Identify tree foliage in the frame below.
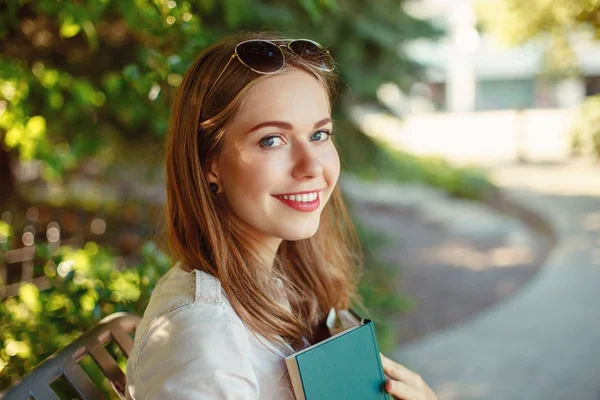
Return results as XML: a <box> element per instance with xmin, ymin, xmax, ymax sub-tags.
<box><xmin>0</xmin><ymin>0</ymin><xmax>440</xmax><ymax>184</ymax></box>
<box><xmin>475</xmin><ymin>0</ymin><xmax>600</xmax><ymax>45</ymax></box>
<box><xmin>0</xmin><ymin>239</ymin><xmax>171</xmax><ymax>393</ymax></box>
<box><xmin>475</xmin><ymin>0</ymin><xmax>600</xmax><ymax>80</ymax></box>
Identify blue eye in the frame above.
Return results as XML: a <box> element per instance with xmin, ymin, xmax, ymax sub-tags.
<box><xmin>311</xmin><ymin>130</ymin><xmax>332</xmax><ymax>142</ymax></box>
<box><xmin>260</xmin><ymin>135</ymin><xmax>284</xmax><ymax>148</ymax></box>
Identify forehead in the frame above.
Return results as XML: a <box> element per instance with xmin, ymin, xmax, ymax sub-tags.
<box><xmin>234</xmin><ymin>68</ymin><xmax>330</xmax><ymax>126</ymax></box>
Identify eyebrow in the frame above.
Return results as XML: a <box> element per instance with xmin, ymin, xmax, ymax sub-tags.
<box><xmin>246</xmin><ymin>117</ymin><xmax>332</xmax><ymax>134</ymax></box>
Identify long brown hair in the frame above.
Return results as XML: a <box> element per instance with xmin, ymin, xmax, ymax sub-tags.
<box><xmin>164</xmin><ymin>31</ymin><xmax>363</xmax><ymax>348</ymax></box>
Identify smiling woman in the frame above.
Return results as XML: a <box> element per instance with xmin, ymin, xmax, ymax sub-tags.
<box><xmin>209</xmin><ymin>68</ymin><xmax>339</xmax><ymax>248</ymax></box>
<box><xmin>124</xmin><ymin>31</ymin><xmax>436</xmax><ymax>400</ymax></box>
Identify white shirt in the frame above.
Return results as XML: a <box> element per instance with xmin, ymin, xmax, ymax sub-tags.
<box><xmin>125</xmin><ymin>263</ymin><xmax>297</xmax><ymax>399</ymax></box>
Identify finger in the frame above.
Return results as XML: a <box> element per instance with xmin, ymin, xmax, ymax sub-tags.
<box><xmin>385</xmin><ymin>379</ymin><xmax>425</xmax><ymax>400</ymax></box>
<box><xmin>380</xmin><ymin>353</ymin><xmax>425</xmax><ymax>391</ymax></box>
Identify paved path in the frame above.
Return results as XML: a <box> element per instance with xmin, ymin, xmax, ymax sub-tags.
<box><xmin>341</xmin><ymin>175</ymin><xmax>552</xmax><ymax>345</ymax></box>
<box><xmin>391</xmin><ymin>162</ymin><xmax>600</xmax><ymax>400</ymax></box>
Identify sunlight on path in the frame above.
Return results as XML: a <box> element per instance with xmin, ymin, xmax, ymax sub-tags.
<box><xmin>490</xmin><ymin>161</ymin><xmax>600</xmax><ymax>196</ymax></box>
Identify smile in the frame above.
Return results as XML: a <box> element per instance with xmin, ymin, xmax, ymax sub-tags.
<box><xmin>273</xmin><ymin>191</ymin><xmax>321</xmax><ymax>212</ymax></box>
<box><xmin>274</xmin><ymin>192</ymin><xmax>318</xmax><ymax>202</ymax></box>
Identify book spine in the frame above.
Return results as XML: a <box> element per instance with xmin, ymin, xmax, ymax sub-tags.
<box><xmin>285</xmin><ymin>356</ymin><xmax>306</xmax><ymax>400</ymax></box>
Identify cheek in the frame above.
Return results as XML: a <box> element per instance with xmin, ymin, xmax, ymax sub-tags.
<box><xmin>220</xmin><ymin>150</ymin><xmax>279</xmax><ymax>197</ymax></box>
<box><xmin>323</xmin><ymin>145</ymin><xmax>341</xmax><ymax>184</ymax></box>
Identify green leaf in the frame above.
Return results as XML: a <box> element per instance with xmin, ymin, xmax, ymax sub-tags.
<box><xmin>25</xmin><ymin>116</ymin><xmax>46</xmax><ymax>139</ymax></box>
<box><xmin>59</xmin><ymin>17</ymin><xmax>81</xmax><ymax>38</ymax></box>
<box><xmin>41</xmin><ymin>69</ymin><xmax>59</xmax><ymax>88</ymax></box>
<box><xmin>81</xmin><ymin>20</ymin><xmax>99</xmax><ymax>50</ymax></box>
<box><xmin>4</xmin><ymin>123</ymin><xmax>23</xmax><ymax>148</ymax></box>
<box><xmin>0</xmin><ymin>221</ymin><xmax>12</xmax><ymax>242</ymax></box>
<box><xmin>19</xmin><ymin>284</ymin><xmax>42</xmax><ymax>315</ymax></box>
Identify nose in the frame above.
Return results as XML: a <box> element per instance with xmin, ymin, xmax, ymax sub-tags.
<box><xmin>291</xmin><ymin>141</ymin><xmax>324</xmax><ymax>180</ymax></box>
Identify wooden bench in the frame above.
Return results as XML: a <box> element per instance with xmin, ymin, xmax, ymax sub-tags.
<box><xmin>1</xmin><ymin>312</ymin><xmax>140</xmax><ymax>400</ymax></box>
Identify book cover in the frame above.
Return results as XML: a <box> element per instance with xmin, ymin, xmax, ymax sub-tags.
<box><xmin>285</xmin><ymin>319</ymin><xmax>391</xmax><ymax>400</ymax></box>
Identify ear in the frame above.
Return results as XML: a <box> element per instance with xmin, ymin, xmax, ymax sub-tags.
<box><xmin>206</xmin><ymin>154</ymin><xmax>219</xmax><ymax>185</ymax></box>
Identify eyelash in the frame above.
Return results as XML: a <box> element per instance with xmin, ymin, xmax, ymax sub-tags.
<box><xmin>259</xmin><ymin>129</ymin><xmax>334</xmax><ymax>148</ymax></box>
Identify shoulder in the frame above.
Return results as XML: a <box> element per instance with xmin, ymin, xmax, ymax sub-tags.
<box><xmin>127</xmin><ymin>298</ymin><xmax>260</xmax><ymax>399</ymax></box>
<box><xmin>127</xmin><ymin>265</ymin><xmax>260</xmax><ymax>398</ymax></box>
<box><xmin>141</xmin><ymin>262</ymin><xmax>239</xmax><ymax>322</ymax></box>
<box><xmin>133</xmin><ymin>263</ymin><xmax>243</xmax><ymax>355</ymax></box>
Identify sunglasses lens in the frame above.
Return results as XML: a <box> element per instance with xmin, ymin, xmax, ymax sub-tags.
<box><xmin>288</xmin><ymin>40</ymin><xmax>334</xmax><ymax>71</ymax></box>
<box><xmin>236</xmin><ymin>41</ymin><xmax>284</xmax><ymax>73</ymax></box>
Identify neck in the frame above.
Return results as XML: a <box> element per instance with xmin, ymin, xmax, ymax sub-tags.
<box><xmin>240</xmin><ymin>222</ymin><xmax>282</xmax><ymax>274</ymax></box>
<box><xmin>253</xmin><ymin>236</ymin><xmax>283</xmax><ymax>272</ymax></box>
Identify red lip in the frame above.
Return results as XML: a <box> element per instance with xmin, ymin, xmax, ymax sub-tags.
<box><xmin>273</xmin><ymin>193</ymin><xmax>321</xmax><ymax>212</ymax></box>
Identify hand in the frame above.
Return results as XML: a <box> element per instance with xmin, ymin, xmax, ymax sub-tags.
<box><xmin>380</xmin><ymin>353</ymin><xmax>437</xmax><ymax>400</ymax></box>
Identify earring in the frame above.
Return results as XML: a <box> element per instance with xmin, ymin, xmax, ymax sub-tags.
<box><xmin>209</xmin><ymin>182</ymin><xmax>219</xmax><ymax>193</ymax></box>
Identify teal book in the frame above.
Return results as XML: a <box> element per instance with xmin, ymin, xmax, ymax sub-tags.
<box><xmin>285</xmin><ymin>317</ymin><xmax>391</xmax><ymax>400</ymax></box>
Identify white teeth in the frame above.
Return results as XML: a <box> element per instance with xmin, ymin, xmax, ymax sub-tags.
<box><xmin>276</xmin><ymin>192</ymin><xmax>319</xmax><ymax>202</ymax></box>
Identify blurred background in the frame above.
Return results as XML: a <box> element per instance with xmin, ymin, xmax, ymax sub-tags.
<box><xmin>1</xmin><ymin>0</ymin><xmax>599</xmax><ymax>399</ymax></box>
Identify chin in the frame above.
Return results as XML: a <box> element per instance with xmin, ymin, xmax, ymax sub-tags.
<box><xmin>278</xmin><ymin>223</ymin><xmax>320</xmax><ymax>241</ymax></box>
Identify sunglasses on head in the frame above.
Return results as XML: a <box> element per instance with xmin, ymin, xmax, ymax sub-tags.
<box><xmin>207</xmin><ymin>38</ymin><xmax>335</xmax><ymax>96</ymax></box>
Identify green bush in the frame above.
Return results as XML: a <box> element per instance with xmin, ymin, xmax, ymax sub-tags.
<box><xmin>0</xmin><ymin>240</ymin><xmax>171</xmax><ymax>395</ymax></box>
